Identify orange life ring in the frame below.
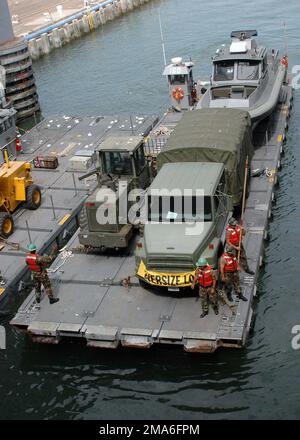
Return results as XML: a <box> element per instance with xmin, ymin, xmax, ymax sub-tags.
<box><xmin>172</xmin><ymin>87</ymin><xmax>185</xmax><ymax>101</ymax></box>
<box><xmin>281</xmin><ymin>56</ymin><xmax>288</xmax><ymax>68</ymax></box>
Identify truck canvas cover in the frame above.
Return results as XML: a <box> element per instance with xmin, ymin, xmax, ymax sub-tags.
<box><xmin>157</xmin><ymin>108</ymin><xmax>254</xmax><ymax>205</ymax></box>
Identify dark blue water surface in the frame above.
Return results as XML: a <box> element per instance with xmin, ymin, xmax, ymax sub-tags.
<box><xmin>1</xmin><ymin>0</ymin><xmax>300</xmax><ymax>420</ymax></box>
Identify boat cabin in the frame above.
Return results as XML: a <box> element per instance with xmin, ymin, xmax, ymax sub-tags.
<box><xmin>163</xmin><ymin>57</ymin><xmax>196</xmax><ymax>110</ymax></box>
<box><xmin>211</xmin><ymin>30</ymin><xmax>268</xmax><ymax>101</ymax></box>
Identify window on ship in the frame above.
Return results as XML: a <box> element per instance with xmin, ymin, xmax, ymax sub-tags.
<box><xmin>169</xmin><ymin>75</ymin><xmax>186</xmax><ymax>84</ymax></box>
<box><xmin>214</xmin><ymin>61</ymin><xmax>235</xmax><ymax>81</ymax></box>
<box><xmin>237</xmin><ymin>60</ymin><xmax>260</xmax><ymax>80</ymax></box>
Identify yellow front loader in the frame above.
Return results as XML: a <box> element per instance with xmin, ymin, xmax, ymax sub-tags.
<box><xmin>0</xmin><ymin>149</ymin><xmax>41</xmax><ymax>238</ymax></box>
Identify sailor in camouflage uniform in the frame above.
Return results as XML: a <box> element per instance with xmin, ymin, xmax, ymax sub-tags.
<box><xmin>225</xmin><ymin>217</ymin><xmax>254</xmax><ymax>274</ymax></box>
<box><xmin>191</xmin><ymin>257</ymin><xmax>218</xmax><ymax>318</ymax></box>
<box><xmin>219</xmin><ymin>244</ymin><xmax>247</xmax><ymax>302</ymax></box>
<box><xmin>26</xmin><ymin>244</ymin><xmax>59</xmax><ymax>304</ymax></box>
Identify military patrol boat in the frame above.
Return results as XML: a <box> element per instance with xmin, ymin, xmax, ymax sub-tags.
<box><xmin>197</xmin><ymin>30</ymin><xmax>288</xmax><ymax>126</ymax></box>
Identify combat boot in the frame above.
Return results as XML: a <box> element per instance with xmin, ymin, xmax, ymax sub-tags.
<box><xmin>49</xmin><ymin>298</ymin><xmax>59</xmax><ymax>304</ymax></box>
<box><xmin>238</xmin><ymin>294</ymin><xmax>248</xmax><ymax>302</ymax></box>
<box><xmin>200</xmin><ymin>311</ymin><xmax>208</xmax><ymax>318</ymax></box>
<box><xmin>213</xmin><ymin>307</ymin><xmax>219</xmax><ymax>315</ymax></box>
<box><xmin>36</xmin><ymin>297</ymin><xmax>41</xmax><ymax>304</ymax></box>
<box><xmin>227</xmin><ymin>291</ymin><xmax>233</xmax><ymax>302</ymax></box>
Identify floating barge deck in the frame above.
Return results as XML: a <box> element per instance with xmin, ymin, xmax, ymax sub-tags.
<box><xmin>0</xmin><ymin>114</ymin><xmax>158</xmax><ymax>302</ymax></box>
<box><xmin>10</xmin><ymin>81</ymin><xmax>293</xmax><ymax>353</ymax></box>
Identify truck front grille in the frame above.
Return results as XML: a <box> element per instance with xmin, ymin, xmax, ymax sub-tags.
<box><xmin>147</xmin><ymin>256</ymin><xmax>194</xmax><ymax>271</ymax></box>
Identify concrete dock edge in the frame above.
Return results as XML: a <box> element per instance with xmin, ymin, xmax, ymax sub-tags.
<box><xmin>26</xmin><ymin>0</ymin><xmax>153</xmax><ymax>60</ymax></box>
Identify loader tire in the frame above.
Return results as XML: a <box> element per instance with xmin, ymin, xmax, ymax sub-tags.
<box><xmin>25</xmin><ymin>184</ymin><xmax>42</xmax><ymax>210</ymax></box>
<box><xmin>0</xmin><ymin>212</ymin><xmax>14</xmax><ymax>238</ymax></box>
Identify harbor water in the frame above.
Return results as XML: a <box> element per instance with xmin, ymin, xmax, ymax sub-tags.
<box><xmin>1</xmin><ymin>0</ymin><xmax>300</xmax><ymax>419</ymax></box>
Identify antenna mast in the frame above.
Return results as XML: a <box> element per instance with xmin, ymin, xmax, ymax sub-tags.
<box><xmin>158</xmin><ymin>11</ymin><xmax>167</xmax><ymax>67</ymax></box>
<box><xmin>283</xmin><ymin>22</ymin><xmax>288</xmax><ymax>56</ymax></box>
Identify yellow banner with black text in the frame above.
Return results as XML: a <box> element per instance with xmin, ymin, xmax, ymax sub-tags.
<box><xmin>137</xmin><ymin>260</ymin><xmax>195</xmax><ymax>287</ymax></box>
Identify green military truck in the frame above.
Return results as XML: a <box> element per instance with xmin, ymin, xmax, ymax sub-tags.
<box><xmin>78</xmin><ymin>135</ymin><xmax>151</xmax><ymax>251</ymax></box>
<box><xmin>136</xmin><ymin>108</ymin><xmax>254</xmax><ymax>290</ymax></box>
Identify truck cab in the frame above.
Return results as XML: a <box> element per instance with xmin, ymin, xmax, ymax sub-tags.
<box><xmin>135</xmin><ymin>162</ymin><xmax>230</xmax><ymax>290</ymax></box>
<box><xmin>78</xmin><ymin>136</ymin><xmax>151</xmax><ymax>251</ymax></box>
<box><xmin>97</xmin><ymin>135</ymin><xmax>149</xmax><ymax>190</ymax></box>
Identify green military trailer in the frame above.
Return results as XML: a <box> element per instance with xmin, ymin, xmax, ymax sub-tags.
<box><xmin>78</xmin><ymin>135</ymin><xmax>151</xmax><ymax>251</ymax></box>
<box><xmin>157</xmin><ymin>108</ymin><xmax>254</xmax><ymax>207</ymax></box>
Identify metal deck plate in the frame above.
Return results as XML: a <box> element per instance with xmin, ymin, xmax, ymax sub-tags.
<box><xmin>0</xmin><ymin>114</ymin><xmax>158</xmax><ymax>299</ymax></box>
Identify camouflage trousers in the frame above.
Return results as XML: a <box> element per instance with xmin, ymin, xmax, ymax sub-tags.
<box><xmin>199</xmin><ymin>286</ymin><xmax>218</xmax><ymax>313</ymax></box>
<box><xmin>32</xmin><ymin>272</ymin><xmax>53</xmax><ymax>300</ymax></box>
<box><xmin>217</xmin><ymin>287</ymin><xmax>237</xmax><ymax>315</ymax></box>
<box><xmin>223</xmin><ymin>271</ymin><xmax>241</xmax><ymax>297</ymax></box>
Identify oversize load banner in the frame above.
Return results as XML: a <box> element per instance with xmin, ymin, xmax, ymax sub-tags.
<box><xmin>137</xmin><ymin>260</ymin><xmax>195</xmax><ymax>287</ymax></box>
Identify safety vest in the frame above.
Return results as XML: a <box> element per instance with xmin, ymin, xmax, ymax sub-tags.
<box><xmin>223</xmin><ymin>253</ymin><xmax>238</xmax><ymax>273</ymax></box>
<box><xmin>226</xmin><ymin>225</ymin><xmax>241</xmax><ymax>246</ymax></box>
<box><xmin>196</xmin><ymin>265</ymin><xmax>214</xmax><ymax>287</ymax></box>
<box><xmin>26</xmin><ymin>253</ymin><xmax>43</xmax><ymax>272</ymax></box>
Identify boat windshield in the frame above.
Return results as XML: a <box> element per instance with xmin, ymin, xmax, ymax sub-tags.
<box><xmin>168</xmin><ymin>75</ymin><xmax>186</xmax><ymax>84</ymax></box>
<box><xmin>102</xmin><ymin>151</ymin><xmax>133</xmax><ymax>175</ymax></box>
<box><xmin>147</xmin><ymin>195</ymin><xmax>212</xmax><ymax>223</ymax></box>
<box><xmin>214</xmin><ymin>61</ymin><xmax>235</xmax><ymax>81</ymax></box>
<box><xmin>237</xmin><ymin>61</ymin><xmax>260</xmax><ymax>80</ymax></box>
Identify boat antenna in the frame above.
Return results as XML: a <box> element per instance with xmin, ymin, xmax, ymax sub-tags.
<box><xmin>158</xmin><ymin>10</ymin><xmax>167</xmax><ymax>67</ymax></box>
<box><xmin>283</xmin><ymin>22</ymin><xmax>288</xmax><ymax>56</ymax></box>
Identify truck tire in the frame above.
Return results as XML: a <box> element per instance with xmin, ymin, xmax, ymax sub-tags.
<box><xmin>0</xmin><ymin>212</ymin><xmax>14</xmax><ymax>238</ymax></box>
<box><xmin>79</xmin><ymin>207</ymin><xmax>88</xmax><ymax>230</ymax></box>
<box><xmin>25</xmin><ymin>184</ymin><xmax>42</xmax><ymax>210</ymax></box>
<box><xmin>139</xmin><ymin>278</ymin><xmax>150</xmax><ymax>290</ymax></box>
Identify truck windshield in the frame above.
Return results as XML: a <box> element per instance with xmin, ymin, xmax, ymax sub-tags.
<box><xmin>148</xmin><ymin>195</ymin><xmax>212</xmax><ymax>222</ymax></box>
<box><xmin>237</xmin><ymin>61</ymin><xmax>260</xmax><ymax>80</ymax></box>
<box><xmin>102</xmin><ymin>151</ymin><xmax>133</xmax><ymax>175</ymax></box>
<box><xmin>214</xmin><ymin>61</ymin><xmax>235</xmax><ymax>81</ymax></box>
